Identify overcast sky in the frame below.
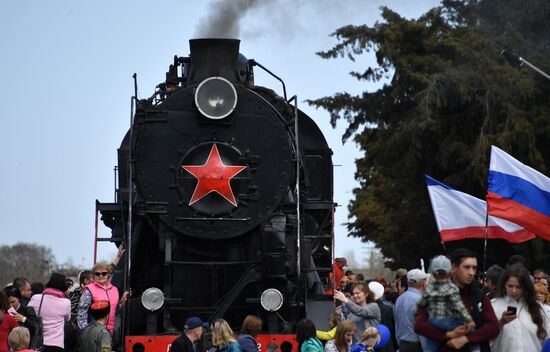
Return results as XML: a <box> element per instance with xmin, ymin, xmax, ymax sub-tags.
<box><xmin>0</xmin><ymin>0</ymin><xmax>440</xmax><ymax>268</ymax></box>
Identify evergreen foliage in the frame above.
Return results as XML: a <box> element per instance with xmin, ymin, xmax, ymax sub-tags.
<box><xmin>309</xmin><ymin>0</ymin><xmax>550</xmax><ymax>268</ymax></box>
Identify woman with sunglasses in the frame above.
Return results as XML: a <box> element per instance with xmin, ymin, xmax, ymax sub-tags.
<box><xmin>77</xmin><ymin>262</ymin><xmax>130</xmax><ymax>335</ymax></box>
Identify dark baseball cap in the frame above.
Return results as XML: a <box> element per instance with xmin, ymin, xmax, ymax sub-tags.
<box><xmin>184</xmin><ymin>316</ymin><xmax>209</xmax><ymax>330</ymax></box>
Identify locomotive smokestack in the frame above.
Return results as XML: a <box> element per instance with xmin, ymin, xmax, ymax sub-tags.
<box><xmin>188</xmin><ymin>39</ymin><xmax>241</xmax><ymax>84</ymax></box>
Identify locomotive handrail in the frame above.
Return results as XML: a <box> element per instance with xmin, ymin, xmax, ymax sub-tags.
<box><xmin>122</xmin><ymin>75</ymin><xmax>138</xmax><ymax>343</ymax></box>
<box><xmin>248</xmin><ymin>59</ymin><xmax>287</xmax><ymax>101</ymax></box>
<box><xmin>292</xmin><ymin>95</ymin><xmax>303</xmax><ymax>322</ymax></box>
<box><xmin>245</xmin><ymin>88</ymin><xmax>291</xmax><ymax>128</ymax></box>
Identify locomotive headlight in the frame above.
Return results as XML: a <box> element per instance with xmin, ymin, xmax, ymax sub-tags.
<box><xmin>141</xmin><ymin>287</ymin><xmax>165</xmax><ymax>312</ymax></box>
<box><xmin>195</xmin><ymin>77</ymin><xmax>238</xmax><ymax>120</ymax></box>
<box><xmin>260</xmin><ymin>288</ymin><xmax>284</xmax><ymax>312</ymax></box>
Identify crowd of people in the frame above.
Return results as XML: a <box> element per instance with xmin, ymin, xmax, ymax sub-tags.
<box><xmin>1</xmin><ymin>246</ymin><xmax>550</xmax><ymax>352</ymax></box>
<box><xmin>0</xmin><ymin>247</ymin><xmax>126</xmax><ymax>352</ymax></box>
<box><xmin>321</xmin><ymin>248</ymin><xmax>550</xmax><ymax>352</ymax></box>
<box><xmin>163</xmin><ymin>247</ymin><xmax>550</xmax><ymax>352</ymax></box>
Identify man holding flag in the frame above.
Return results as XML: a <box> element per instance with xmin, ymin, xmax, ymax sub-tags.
<box><xmin>415</xmin><ymin>248</ymin><xmax>500</xmax><ymax>352</ymax></box>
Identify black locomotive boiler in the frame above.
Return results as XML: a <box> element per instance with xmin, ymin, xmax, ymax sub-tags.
<box><xmin>97</xmin><ymin>39</ymin><xmax>335</xmax><ymax>343</ymax></box>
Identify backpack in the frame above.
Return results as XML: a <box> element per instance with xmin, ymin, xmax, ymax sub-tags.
<box><xmin>30</xmin><ymin>295</ymin><xmax>45</xmax><ymax>351</ymax></box>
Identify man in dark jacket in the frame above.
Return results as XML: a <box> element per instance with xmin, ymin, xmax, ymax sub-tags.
<box><xmin>414</xmin><ymin>248</ymin><xmax>500</xmax><ymax>352</ymax></box>
<box><xmin>369</xmin><ymin>281</ymin><xmax>396</xmax><ymax>352</ymax></box>
<box><xmin>12</xmin><ymin>278</ymin><xmax>32</xmax><ymax>307</ymax></box>
<box><xmin>170</xmin><ymin>317</ymin><xmax>208</xmax><ymax>352</ymax></box>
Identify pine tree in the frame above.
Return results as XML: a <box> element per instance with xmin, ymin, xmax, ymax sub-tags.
<box><xmin>309</xmin><ymin>0</ymin><xmax>550</xmax><ymax>268</ymax></box>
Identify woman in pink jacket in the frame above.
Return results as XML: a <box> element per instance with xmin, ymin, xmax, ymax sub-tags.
<box><xmin>28</xmin><ymin>273</ymin><xmax>71</xmax><ymax>352</ymax></box>
<box><xmin>77</xmin><ymin>262</ymin><xmax>129</xmax><ymax>335</ymax></box>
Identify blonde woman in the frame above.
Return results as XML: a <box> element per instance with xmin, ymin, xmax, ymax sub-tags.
<box><xmin>212</xmin><ymin>319</ymin><xmax>243</xmax><ymax>352</ymax></box>
<box><xmin>324</xmin><ymin>320</ymin><xmax>356</xmax><ymax>352</ymax></box>
<box><xmin>535</xmin><ymin>283</ymin><xmax>550</xmax><ymax>315</ymax></box>
<box><xmin>77</xmin><ymin>262</ymin><xmax>130</xmax><ymax>334</ymax></box>
<box><xmin>350</xmin><ymin>327</ymin><xmax>380</xmax><ymax>352</ymax></box>
<box><xmin>8</xmin><ymin>327</ymin><xmax>32</xmax><ymax>352</ymax></box>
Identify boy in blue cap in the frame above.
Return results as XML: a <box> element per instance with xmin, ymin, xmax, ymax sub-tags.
<box><xmin>416</xmin><ymin>255</ymin><xmax>478</xmax><ymax>352</ymax></box>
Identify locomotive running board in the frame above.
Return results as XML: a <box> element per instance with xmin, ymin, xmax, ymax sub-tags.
<box><xmin>125</xmin><ymin>334</ymin><xmax>297</xmax><ymax>352</ymax></box>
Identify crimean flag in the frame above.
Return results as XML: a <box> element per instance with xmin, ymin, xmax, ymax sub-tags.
<box><xmin>487</xmin><ymin>145</ymin><xmax>550</xmax><ymax>241</ymax></box>
<box><xmin>426</xmin><ymin>175</ymin><xmax>534</xmax><ymax>243</ymax></box>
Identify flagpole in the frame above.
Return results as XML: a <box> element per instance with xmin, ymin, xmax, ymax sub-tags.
<box><xmin>482</xmin><ymin>210</ymin><xmax>489</xmax><ymax>279</ymax></box>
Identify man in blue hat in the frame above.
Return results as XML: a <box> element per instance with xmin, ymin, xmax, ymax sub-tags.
<box><xmin>170</xmin><ymin>316</ymin><xmax>209</xmax><ymax>352</ymax></box>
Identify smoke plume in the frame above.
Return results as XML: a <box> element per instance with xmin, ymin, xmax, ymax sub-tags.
<box><xmin>195</xmin><ymin>0</ymin><xmax>275</xmax><ymax>39</ymax></box>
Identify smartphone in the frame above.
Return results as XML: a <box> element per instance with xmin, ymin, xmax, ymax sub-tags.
<box><xmin>506</xmin><ymin>306</ymin><xmax>517</xmax><ymax>315</ymax></box>
<box><xmin>7</xmin><ymin>307</ymin><xmax>17</xmax><ymax>316</ymax></box>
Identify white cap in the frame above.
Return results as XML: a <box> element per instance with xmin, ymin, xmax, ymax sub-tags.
<box><xmin>407</xmin><ymin>269</ymin><xmax>428</xmax><ymax>283</ymax></box>
<box><xmin>368</xmin><ymin>281</ymin><xmax>385</xmax><ymax>300</ymax></box>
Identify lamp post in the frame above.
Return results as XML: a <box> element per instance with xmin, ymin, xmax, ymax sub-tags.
<box><xmin>502</xmin><ymin>50</ymin><xmax>550</xmax><ymax>81</ymax></box>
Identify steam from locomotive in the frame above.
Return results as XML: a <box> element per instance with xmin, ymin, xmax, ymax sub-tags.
<box><xmin>97</xmin><ymin>38</ymin><xmax>335</xmax><ymax>336</ymax></box>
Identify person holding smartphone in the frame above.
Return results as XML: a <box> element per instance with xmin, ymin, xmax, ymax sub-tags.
<box><xmin>334</xmin><ymin>282</ymin><xmax>381</xmax><ymax>343</ymax></box>
<box><xmin>4</xmin><ymin>286</ymin><xmax>39</xmax><ymax>348</ymax></box>
<box><xmin>490</xmin><ymin>264</ymin><xmax>550</xmax><ymax>352</ymax></box>
<box><xmin>0</xmin><ymin>291</ymin><xmax>19</xmax><ymax>352</ymax></box>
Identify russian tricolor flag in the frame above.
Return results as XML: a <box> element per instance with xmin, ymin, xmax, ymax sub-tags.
<box><xmin>487</xmin><ymin>145</ymin><xmax>550</xmax><ymax>241</ymax></box>
<box><xmin>426</xmin><ymin>175</ymin><xmax>534</xmax><ymax>243</ymax></box>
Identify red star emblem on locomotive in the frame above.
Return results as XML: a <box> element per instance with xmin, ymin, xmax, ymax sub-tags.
<box><xmin>182</xmin><ymin>144</ymin><xmax>247</xmax><ymax>207</ymax></box>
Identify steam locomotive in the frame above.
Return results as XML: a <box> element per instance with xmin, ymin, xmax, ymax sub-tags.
<box><xmin>97</xmin><ymin>39</ymin><xmax>335</xmax><ymax>350</ymax></box>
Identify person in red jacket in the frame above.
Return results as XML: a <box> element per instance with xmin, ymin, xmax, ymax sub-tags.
<box><xmin>334</xmin><ymin>258</ymin><xmax>347</xmax><ymax>285</ymax></box>
<box><xmin>0</xmin><ymin>291</ymin><xmax>19</xmax><ymax>352</ymax></box>
<box><xmin>326</xmin><ymin>258</ymin><xmax>348</xmax><ymax>295</ymax></box>
<box><xmin>414</xmin><ymin>248</ymin><xmax>500</xmax><ymax>352</ymax></box>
